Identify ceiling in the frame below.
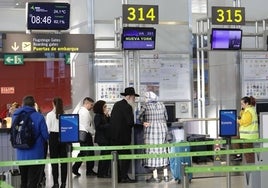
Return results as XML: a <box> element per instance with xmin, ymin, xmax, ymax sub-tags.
<box><xmin>0</xmin><ymin>0</ymin><xmax>26</xmax><ymax>8</ymax></box>
<box><xmin>0</xmin><ymin>0</ymin><xmax>207</xmax><ymax>13</ymax></box>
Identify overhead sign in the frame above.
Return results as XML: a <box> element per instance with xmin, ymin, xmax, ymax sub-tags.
<box><xmin>123</xmin><ymin>4</ymin><xmax>159</xmax><ymax>24</ymax></box>
<box><xmin>212</xmin><ymin>6</ymin><xmax>245</xmax><ymax>25</ymax></box>
<box><xmin>2</xmin><ymin>33</ymin><xmax>94</xmax><ymax>53</ymax></box>
<box><xmin>4</xmin><ymin>54</ymin><xmax>24</xmax><ymax>65</ymax></box>
<box><xmin>27</xmin><ymin>2</ymin><xmax>70</xmax><ymax>30</ymax></box>
<box><xmin>1</xmin><ymin>87</ymin><xmax>15</xmax><ymax>94</ymax></box>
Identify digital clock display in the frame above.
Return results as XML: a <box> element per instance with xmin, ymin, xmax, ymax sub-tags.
<box><xmin>122</xmin><ymin>27</ymin><xmax>156</xmax><ymax>50</ymax></box>
<box><xmin>27</xmin><ymin>2</ymin><xmax>70</xmax><ymax>30</ymax></box>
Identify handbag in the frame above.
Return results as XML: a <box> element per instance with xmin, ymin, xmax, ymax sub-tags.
<box><xmin>79</xmin><ymin>131</ymin><xmax>87</xmax><ymax>142</ymax></box>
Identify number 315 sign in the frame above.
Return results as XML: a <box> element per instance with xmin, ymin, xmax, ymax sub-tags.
<box><xmin>123</xmin><ymin>4</ymin><xmax>158</xmax><ymax>24</ymax></box>
<box><xmin>212</xmin><ymin>6</ymin><xmax>245</xmax><ymax>25</ymax></box>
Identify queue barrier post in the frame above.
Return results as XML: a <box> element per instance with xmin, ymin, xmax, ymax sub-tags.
<box><xmin>111</xmin><ymin>151</ymin><xmax>118</xmax><ymax>188</ymax></box>
<box><xmin>181</xmin><ymin>162</ymin><xmax>189</xmax><ymax>188</ymax></box>
<box><xmin>67</xmin><ymin>144</ymin><xmax>73</xmax><ymax>188</ymax></box>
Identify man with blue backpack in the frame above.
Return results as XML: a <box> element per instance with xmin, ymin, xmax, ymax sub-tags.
<box><xmin>10</xmin><ymin>95</ymin><xmax>49</xmax><ymax>188</ymax></box>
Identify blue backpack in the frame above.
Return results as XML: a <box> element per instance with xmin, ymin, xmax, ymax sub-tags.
<box><xmin>10</xmin><ymin>111</ymin><xmax>35</xmax><ymax>149</ymax></box>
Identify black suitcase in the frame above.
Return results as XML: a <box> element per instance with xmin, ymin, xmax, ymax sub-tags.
<box><xmin>187</xmin><ymin>134</ymin><xmax>213</xmax><ymax>164</ymax></box>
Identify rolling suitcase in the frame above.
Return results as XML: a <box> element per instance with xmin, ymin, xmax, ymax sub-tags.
<box><xmin>168</xmin><ymin>126</ymin><xmax>192</xmax><ymax>184</ymax></box>
<box><xmin>3</xmin><ymin>169</ymin><xmax>21</xmax><ymax>188</ymax></box>
<box><xmin>170</xmin><ymin>145</ymin><xmax>192</xmax><ymax>184</ymax></box>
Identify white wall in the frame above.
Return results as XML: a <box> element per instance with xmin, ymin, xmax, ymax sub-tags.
<box><xmin>0</xmin><ymin>9</ymin><xmax>25</xmax><ymax>31</ymax></box>
<box><xmin>68</xmin><ymin>0</ymin><xmax>94</xmax><ymax>112</ymax></box>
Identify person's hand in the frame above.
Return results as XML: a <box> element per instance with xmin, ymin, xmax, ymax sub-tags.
<box><xmin>34</xmin><ymin>103</ymin><xmax>39</xmax><ymax>112</ymax></box>
<box><xmin>143</xmin><ymin>122</ymin><xmax>150</xmax><ymax>127</ymax></box>
<box><xmin>104</xmin><ymin>109</ymin><xmax>110</xmax><ymax>117</ymax></box>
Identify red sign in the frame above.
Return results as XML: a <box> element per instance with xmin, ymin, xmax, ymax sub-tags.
<box><xmin>1</xmin><ymin>87</ymin><xmax>15</xmax><ymax>94</ymax></box>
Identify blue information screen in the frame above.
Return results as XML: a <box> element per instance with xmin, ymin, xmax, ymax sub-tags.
<box><xmin>219</xmin><ymin>109</ymin><xmax>237</xmax><ymax>137</ymax></box>
<box><xmin>59</xmin><ymin>114</ymin><xmax>79</xmax><ymax>143</ymax></box>
<box><xmin>122</xmin><ymin>27</ymin><xmax>156</xmax><ymax>50</ymax></box>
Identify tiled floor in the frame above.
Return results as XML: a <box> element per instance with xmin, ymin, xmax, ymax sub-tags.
<box><xmin>43</xmin><ymin>164</ymin><xmax>245</xmax><ymax>188</ymax></box>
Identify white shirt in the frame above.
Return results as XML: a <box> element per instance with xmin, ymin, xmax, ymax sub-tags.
<box><xmin>79</xmin><ymin>106</ymin><xmax>95</xmax><ymax>135</ymax></box>
<box><xmin>46</xmin><ymin>108</ymin><xmax>59</xmax><ymax>132</ymax></box>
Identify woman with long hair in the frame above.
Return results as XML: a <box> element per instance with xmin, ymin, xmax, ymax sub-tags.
<box><xmin>46</xmin><ymin>97</ymin><xmax>67</xmax><ymax>188</ymax></box>
<box><xmin>237</xmin><ymin>96</ymin><xmax>259</xmax><ymax>163</ymax></box>
<box><xmin>93</xmin><ymin>100</ymin><xmax>111</xmax><ymax>178</ymax></box>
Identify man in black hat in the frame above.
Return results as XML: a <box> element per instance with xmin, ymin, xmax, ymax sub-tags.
<box><xmin>110</xmin><ymin>87</ymin><xmax>139</xmax><ymax>183</ymax></box>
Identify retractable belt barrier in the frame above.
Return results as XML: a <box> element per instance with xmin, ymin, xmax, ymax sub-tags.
<box><xmin>1</xmin><ymin>138</ymin><xmax>268</xmax><ymax>187</ymax></box>
<box><xmin>0</xmin><ymin>138</ymin><xmax>268</xmax><ymax>167</ymax></box>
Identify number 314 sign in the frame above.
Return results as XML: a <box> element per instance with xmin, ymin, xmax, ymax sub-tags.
<box><xmin>123</xmin><ymin>4</ymin><xmax>158</xmax><ymax>24</ymax></box>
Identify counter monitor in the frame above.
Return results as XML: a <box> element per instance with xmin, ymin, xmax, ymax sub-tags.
<box><xmin>211</xmin><ymin>28</ymin><xmax>242</xmax><ymax>50</ymax></box>
<box><xmin>122</xmin><ymin>27</ymin><xmax>156</xmax><ymax>50</ymax></box>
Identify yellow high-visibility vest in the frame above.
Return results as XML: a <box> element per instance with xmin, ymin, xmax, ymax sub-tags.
<box><xmin>239</xmin><ymin>106</ymin><xmax>259</xmax><ymax>139</ymax></box>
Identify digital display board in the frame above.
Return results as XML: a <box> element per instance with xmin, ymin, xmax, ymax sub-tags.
<box><xmin>212</xmin><ymin>6</ymin><xmax>245</xmax><ymax>25</ymax></box>
<box><xmin>122</xmin><ymin>27</ymin><xmax>156</xmax><ymax>50</ymax></box>
<box><xmin>219</xmin><ymin>109</ymin><xmax>237</xmax><ymax>137</ymax></box>
<box><xmin>211</xmin><ymin>28</ymin><xmax>242</xmax><ymax>50</ymax></box>
<box><xmin>59</xmin><ymin>114</ymin><xmax>79</xmax><ymax>143</ymax></box>
<box><xmin>122</xmin><ymin>4</ymin><xmax>159</xmax><ymax>24</ymax></box>
<box><xmin>27</xmin><ymin>2</ymin><xmax>70</xmax><ymax>30</ymax></box>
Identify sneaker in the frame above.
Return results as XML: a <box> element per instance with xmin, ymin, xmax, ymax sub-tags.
<box><xmin>146</xmin><ymin>176</ymin><xmax>161</xmax><ymax>183</ymax></box>
<box><xmin>232</xmin><ymin>155</ymin><xmax>242</xmax><ymax>161</ymax></box>
<box><xmin>163</xmin><ymin>176</ymin><xmax>170</xmax><ymax>182</ymax></box>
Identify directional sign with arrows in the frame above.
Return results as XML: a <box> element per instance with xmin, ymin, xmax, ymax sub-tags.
<box><xmin>2</xmin><ymin>33</ymin><xmax>94</xmax><ymax>53</ymax></box>
<box><xmin>11</xmin><ymin>42</ymin><xmax>20</xmax><ymax>51</ymax></box>
<box><xmin>4</xmin><ymin>54</ymin><xmax>24</xmax><ymax>65</ymax></box>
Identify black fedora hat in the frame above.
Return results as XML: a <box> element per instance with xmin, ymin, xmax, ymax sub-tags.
<box><xmin>120</xmin><ymin>87</ymin><xmax>139</xmax><ymax>97</ymax></box>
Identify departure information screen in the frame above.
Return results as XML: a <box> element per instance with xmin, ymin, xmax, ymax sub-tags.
<box><xmin>27</xmin><ymin>2</ymin><xmax>70</xmax><ymax>30</ymax></box>
<box><xmin>122</xmin><ymin>27</ymin><xmax>156</xmax><ymax>50</ymax></box>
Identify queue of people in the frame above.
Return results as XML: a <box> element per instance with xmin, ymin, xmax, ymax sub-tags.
<box><xmin>7</xmin><ymin>91</ymin><xmax>260</xmax><ymax>187</ymax></box>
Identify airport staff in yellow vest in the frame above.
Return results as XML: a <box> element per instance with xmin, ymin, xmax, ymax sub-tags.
<box><xmin>237</xmin><ymin>96</ymin><xmax>259</xmax><ymax>163</ymax></box>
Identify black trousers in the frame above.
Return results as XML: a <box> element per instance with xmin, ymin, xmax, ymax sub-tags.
<box><xmin>97</xmin><ymin>142</ymin><xmax>111</xmax><ymax>176</ymax></box>
<box><xmin>19</xmin><ymin>165</ymin><xmax>44</xmax><ymax>188</ymax></box>
<box><xmin>111</xmin><ymin>140</ymin><xmax>131</xmax><ymax>180</ymax></box>
<box><xmin>73</xmin><ymin>132</ymin><xmax>95</xmax><ymax>173</ymax></box>
<box><xmin>49</xmin><ymin>132</ymin><xmax>67</xmax><ymax>185</ymax></box>
<box><xmin>117</xmin><ymin>149</ymin><xmax>131</xmax><ymax>180</ymax></box>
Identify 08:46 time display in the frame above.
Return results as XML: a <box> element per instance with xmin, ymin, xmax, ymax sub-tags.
<box><xmin>29</xmin><ymin>15</ymin><xmax>52</xmax><ymax>24</ymax></box>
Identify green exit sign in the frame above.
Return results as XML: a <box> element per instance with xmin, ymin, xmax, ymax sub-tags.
<box><xmin>65</xmin><ymin>53</ymin><xmax>70</xmax><ymax>64</ymax></box>
<box><xmin>4</xmin><ymin>54</ymin><xmax>24</xmax><ymax>65</ymax></box>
